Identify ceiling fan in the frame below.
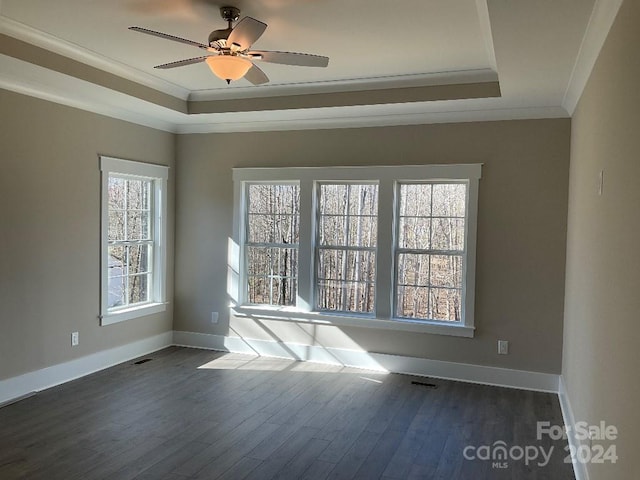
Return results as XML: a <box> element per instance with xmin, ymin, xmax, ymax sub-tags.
<box><xmin>129</xmin><ymin>6</ymin><xmax>329</xmax><ymax>85</ymax></box>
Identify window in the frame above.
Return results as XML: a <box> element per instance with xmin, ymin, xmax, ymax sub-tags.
<box><xmin>100</xmin><ymin>156</ymin><xmax>168</xmax><ymax>325</ymax></box>
<box><xmin>245</xmin><ymin>183</ymin><xmax>300</xmax><ymax>306</ymax></box>
<box><xmin>316</xmin><ymin>183</ymin><xmax>378</xmax><ymax>314</ymax></box>
<box><xmin>232</xmin><ymin>164</ymin><xmax>480</xmax><ymax>337</ymax></box>
<box><xmin>395</xmin><ymin>183</ymin><xmax>466</xmax><ymax>322</ymax></box>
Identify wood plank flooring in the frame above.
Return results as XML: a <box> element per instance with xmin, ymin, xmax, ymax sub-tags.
<box><xmin>0</xmin><ymin>347</ymin><xmax>574</xmax><ymax>479</ymax></box>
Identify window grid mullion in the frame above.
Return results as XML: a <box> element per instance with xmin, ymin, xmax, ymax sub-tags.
<box><xmin>427</xmin><ymin>183</ymin><xmax>433</xmax><ymax>317</ymax></box>
<box><xmin>108</xmin><ymin>240</ymin><xmax>154</xmax><ymax>247</ymax></box>
<box><xmin>123</xmin><ymin>179</ymin><xmax>129</xmax><ymax>243</ymax></box>
<box><xmin>395</xmin><ymin>248</ymin><xmax>464</xmax><ymax>256</ymax></box>
<box><xmin>316</xmin><ymin>245</ymin><xmax>376</xmax><ymax>252</ymax></box>
<box><xmin>342</xmin><ymin>186</ymin><xmax>351</xmax><ymax>310</ymax></box>
<box><xmin>122</xmin><ymin>182</ymin><xmax>129</xmax><ymax>305</ymax></box>
<box><xmin>246</xmin><ymin>242</ymin><xmax>300</xmax><ymax>248</ymax></box>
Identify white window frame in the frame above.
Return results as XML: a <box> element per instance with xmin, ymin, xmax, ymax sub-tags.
<box><xmin>232</xmin><ymin>164</ymin><xmax>481</xmax><ymax>338</ymax></box>
<box><xmin>393</xmin><ymin>181</ymin><xmax>468</xmax><ymax>323</ymax></box>
<box><xmin>100</xmin><ymin>156</ymin><xmax>168</xmax><ymax>326</ymax></box>
<box><xmin>243</xmin><ymin>181</ymin><xmax>300</xmax><ymax>307</ymax></box>
<box><xmin>314</xmin><ymin>181</ymin><xmax>379</xmax><ymax>316</ymax></box>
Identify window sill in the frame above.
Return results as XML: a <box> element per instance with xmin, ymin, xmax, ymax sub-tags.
<box><xmin>100</xmin><ymin>302</ymin><xmax>167</xmax><ymax>326</ymax></box>
<box><xmin>231</xmin><ymin>306</ymin><xmax>475</xmax><ymax>338</ymax></box>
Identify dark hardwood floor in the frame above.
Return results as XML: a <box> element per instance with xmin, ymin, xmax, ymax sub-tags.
<box><xmin>0</xmin><ymin>347</ymin><xmax>574</xmax><ymax>479</ymax></box>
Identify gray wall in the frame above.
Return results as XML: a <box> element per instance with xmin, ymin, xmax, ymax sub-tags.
<box><xmin>563</xmin><ymin>1</ymin><xmax>640</xmax><ymax>478</ymax></box>
<box><xmin>175</xmin><ymin>118</ymin><xmax>570</xmax><ymax>374</ymax></box>
<box><xmin>0</xmin><ymin>90</ymin><xmax>175</xmax><ymax>381</ymax></box>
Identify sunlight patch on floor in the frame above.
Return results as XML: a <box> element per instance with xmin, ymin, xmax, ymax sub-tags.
<box><xmin>197</xmin><ymin>352</ymin><xmax>390</xmax><ymax>375</ymax></box>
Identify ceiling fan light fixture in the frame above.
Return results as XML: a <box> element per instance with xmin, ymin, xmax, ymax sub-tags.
<box><xmin>206</xmin><ymin>55</ymin><xmax>252</xmax><ymax>83</ymax></box>
<box><xmin>130</xmin><ymin>6</ymin><xmax>328</xmax><ymax>86</ymax></box>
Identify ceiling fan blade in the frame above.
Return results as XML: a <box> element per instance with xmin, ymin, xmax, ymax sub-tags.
<box><xmin>244</xmin><ymin>63</ymin><xmax>269</xmax><ymax>85</ymax></box>
<box><xmin>248</xmin><ymin>50</ymin><xmax>329</xmax><ymax>68</ymax></box>
<box><xmin>129</xmin><ymin>26</ymin><xmax>209</xmax><ymax>50</ymax></box>
<box><xmin>154</xmin><ymin>56</ymin><xmax>211</xmax><ymax>69</ymax></box>
<box><xmin>226</xmin><ymin>17</ymin><xmax>267</xmax><ymax>51</ymax></box>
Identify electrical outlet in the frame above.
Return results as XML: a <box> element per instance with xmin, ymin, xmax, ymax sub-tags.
<box><xmin>211</xmin><ymin>312</ymin><xmax>219</xmax><ymax>324</ymax></box>
<box><xmin>71</xmin><ymin>331</ymin><xmax>79</xmax><ymax>347</ymax></box>
<box><xmin>498</xmin><ymin>340</ymin><xmax>509</xmax><ymax>355</ymax></box>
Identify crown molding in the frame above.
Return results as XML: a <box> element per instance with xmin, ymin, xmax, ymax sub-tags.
<box><xmin>0</xmin><ymin>31</ymin><xmax>567</xmax><ymax>135</ymax></box>
<box><xmin>0</xmin><ymin>53</ymin><xmax>179</xmax><ymax>132</ymax></box>
<box><xmin>188</xmin><ymin>69</ymin><xmax>498</xmax><ymax>102</ymax></box>
<box><xmin>475</xmin><ymin>0</ymin><xmax>498</xmax><ymax>71</ymax></box>
<box><xmin>562</xmin><ymin>0</ymin><xmax>623</xmax><ymax>115</ymax></box>
<box><xmin>0</xmin><ymin>14</ymin><xmax>190</xmax><ymax>101</ymax></box>
<box><xmin>0</xmin><ymin>75</ymin><xmax>177</xmax><ymax>133</ymax></box>
<box><xmin>1</xmin><ymin>50</ymin><xmax>567</xmax><ymax>134</ymax></box>
<box><xmin>1</xmin><ymin>49</ymin><xmax>567</xmax><ymax>135</ymax></box>
<box><xmin>175</xmin><ymin>105</ymin><xmax>568</xmax><ymax>134</ymax></box>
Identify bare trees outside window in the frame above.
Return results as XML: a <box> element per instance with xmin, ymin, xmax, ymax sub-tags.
<box><xmin>235</xmin><ymin>164</ymin><xmax>479</xmax><ymax>334</ymax></box>
<box><xmin>100</xmin><ymin>156</ymin><xmax>168</xmax><ymax>325</ymax></box>
<box><xmin>107</xmin><ymin>176</ymin><xmax>153</xmax><ymax>308</ymax></box>
<box><xmin>317</xmin><ymin>183</ymin><xmax>378</xmax><ymax>313</ymax></box>
<box><xmin>245</xmin><ymin>184</ymin><xmax>300</xmax><ymax>306</ymax></box>
<box><xmin>396</xmin><ymin>183</ymin><xmax>466</xmax><ymax>322</ymax></box>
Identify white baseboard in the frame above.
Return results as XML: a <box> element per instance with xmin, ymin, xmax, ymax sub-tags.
<box><xmin>0</xmin><ymin>331</ymin><xmax>173</xmax><ymax>406</ymax></box>
<box><xmin>559</xmin><ymin>376</ymin><xmax>589</xmax><ymax>480</ymax></box>
<box><xmin>173</xmin><ymin>331</ymin><xmax>559</xmax><ymax>393</ymax></box>
<box><xmin>0</xmin><ymin>330</ymin><xmax>560</xmax><ymax>408</ymax></box>
<box><xmin>371</xmin><ymin>351</ymin><xmax>558</xmax><ymax>393</ymax></box>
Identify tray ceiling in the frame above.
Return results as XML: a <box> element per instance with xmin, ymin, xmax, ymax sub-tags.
<box><xmin>0</xmin><ymin>0</ymin><xmax>617</xmax><ymax>133</ymax></box>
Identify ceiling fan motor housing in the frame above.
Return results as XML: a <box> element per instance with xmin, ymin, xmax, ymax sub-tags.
<box><xmin>208</xmin><ymin>27</ymin><xmax>233</xmax><ymax>46</ymax></box>
<box><xmin>209</xmin><ymin>6</ymin><xmax>241</xmax><ymax>47</ymax></box>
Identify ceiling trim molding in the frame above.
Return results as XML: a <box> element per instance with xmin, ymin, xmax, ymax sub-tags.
<box><xmin>475</xmin><ymin>0</ymin><xmax>498</xmax><ymax>71</ymax></box>
<box><xmin>0</xmin><ymin>75</ymin><xmax>177</xmax><ymax>133</ymax></box>
<box><xmin>562</xmin><ymin>0</ymin><xmax>623</xmax><ymax>115</ymax></box>
<box><xmin>176</xmin><ymin>106</ymin><xmax>568</xmax><ymax>134</ymax></box>
<box><xmin>0</xmin><ymin>50</ymin><xmax>567</xmax><ymax>135</ymax></box>
<box><xmin>188</xmin><ymin>69</ymin><xmax>498</xmax><ymax>102</ymax></box>
<box><xmin>0</xmin><ymin>49</ymin><xmax>566</xmax><ymax>135</ymax></box>
<box><xmin>189</xmin><ymin>81</ymin><xmax>501</xmax><ymax>114</ymax></box>
<box><xmin>0</xmin><ymin>54</ymin><xmax>179</xmax><ymax>132</ymax></box>
<box><xmin>0</xmin><ymin>14</ymin><xmax>190</xmax><ymax>100</ymax></box>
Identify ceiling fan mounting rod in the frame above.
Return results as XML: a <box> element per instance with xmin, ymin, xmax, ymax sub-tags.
<box><xmin>220</xmin><ymin>6</ymin><xmax>240</xmax><ymax>27</ymax></box>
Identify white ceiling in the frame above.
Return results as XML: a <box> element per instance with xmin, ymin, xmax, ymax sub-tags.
<box><xmin>0</xmin><ymin>0</ymin><xmax>622</xmax><ymax>133</ymax></box>
<box><xmin>2</xmin><ymin>0</ymin><xmax>492</xmax><ymax>91</ymax></box>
